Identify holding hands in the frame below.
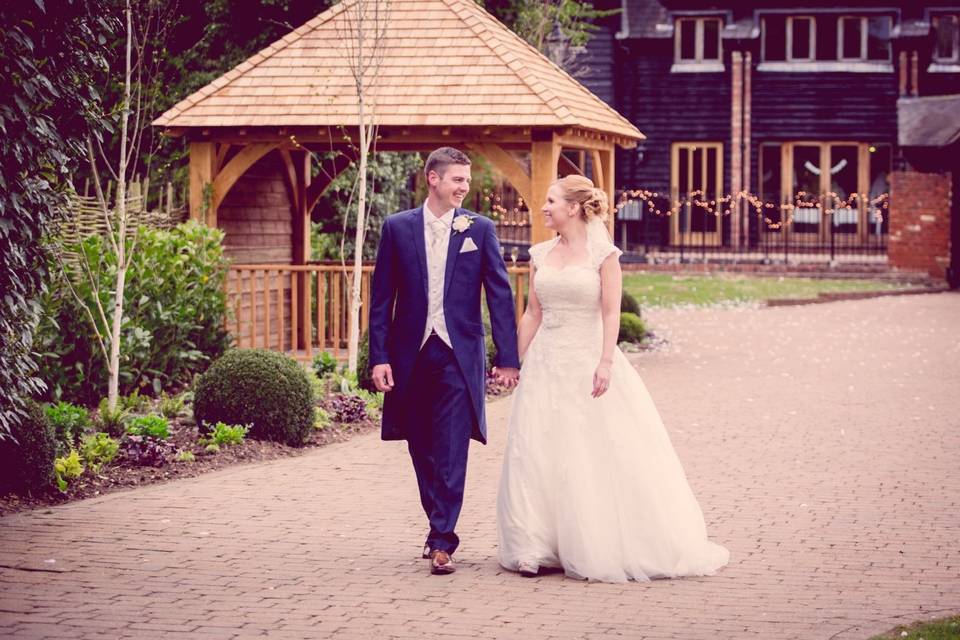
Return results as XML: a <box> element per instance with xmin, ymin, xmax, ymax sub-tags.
<box><xmin>493</xmin><ymin>367</ymin><xmax>520</xmax><ymax>389</ymax></box>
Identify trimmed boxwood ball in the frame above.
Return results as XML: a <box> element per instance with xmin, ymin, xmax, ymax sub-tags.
<box><xmin>618</xmin><ymin>312</ymin><xmax>647</xmax><ymax>344</ymax></box>
<box><xmin>0</xmin><ymin>401</ymin><xmax>57</xmax><ymax>496</ymax></box>
<box><xmin>193</xmin><ymin>349</ymin><xmax>314</xmax><ymax>446</ymax></box>
<box><xmin>621</xmin><ymin>290</ymin><xmax>641</xmax><ymax>316</ymax></box>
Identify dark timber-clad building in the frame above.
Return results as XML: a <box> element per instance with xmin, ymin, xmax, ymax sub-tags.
<box><xmin>580</xmin><ymin>0</ymin><xmax>960</xmax><ymax>275</ymax></box>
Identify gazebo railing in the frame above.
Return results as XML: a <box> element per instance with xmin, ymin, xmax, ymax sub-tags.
<box><xmin>226</xmin><ymin>264</ymin><xmax>529</xmax><ymax>361</ymax></box>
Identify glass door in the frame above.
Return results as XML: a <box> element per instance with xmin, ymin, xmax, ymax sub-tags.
<box><xmin>671</xmin><ymin>143</ymin><xmax>722</xmax><ymax>246</ymax></box>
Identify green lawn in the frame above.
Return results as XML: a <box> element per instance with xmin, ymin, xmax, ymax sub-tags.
<box><xmin>621</xmin><ymin>272</ymin><xmax>917</xmax><ymax>308</ymax></box>
<box><xmin>870</xmin><ymin>615</ymin><xmax>960</xmax><ymax>639</ymax></box>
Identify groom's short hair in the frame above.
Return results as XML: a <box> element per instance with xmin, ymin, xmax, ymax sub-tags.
<box><xmin>424</xmin><ymin>147</ymin><xmax>471</xmax><ymax>179</ymax></box>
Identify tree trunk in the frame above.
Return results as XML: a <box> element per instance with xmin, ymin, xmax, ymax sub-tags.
<box><xmin>108</xmin><ymin>0</ymin><xmax>133</xmax><ymax>411</ymax></box>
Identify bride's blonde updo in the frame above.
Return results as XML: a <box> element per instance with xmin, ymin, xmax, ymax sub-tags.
<box><xmin>554</xmin><ymin>175</ymin><xmax>610</xmax><ymax>223</ymax></box>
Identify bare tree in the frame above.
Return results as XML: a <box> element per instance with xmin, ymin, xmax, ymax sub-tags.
<box><xmin>336</xmin><ymin>0</ymin><xmax>391</xmax><ymax>374</ymax></box>
<box><xmin>59</xmin><ymin>0</ymin><xmax>175</xmax><ymax>411</ymax></box>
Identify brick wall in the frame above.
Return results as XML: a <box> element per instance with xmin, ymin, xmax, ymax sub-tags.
<box><xmin>888</xmin><ymin>170</ymin><xmax>952</xmax><ymax>279</ymax></box>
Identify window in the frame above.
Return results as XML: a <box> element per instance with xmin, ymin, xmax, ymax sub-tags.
<box><xmin>670</xmin><ymin>143</ymin><xmax>723</xmax><ymax>246</ymax></box>
<box><xmin>762</xmin><ymin>14</ymin><xmax>893</xmax><ymax>65</ymax></box>
<box><xmin>933</xmin><ymin>14</ymin><xmax>960</xmax><ymax>62</ymax></box>
<box><xmin>789</xmin><ymin>16</ymin><xmax>815</xmax><ymax>61</ymax></box>
<box><xmin>839</xmin><ymin>16</ymin><xmax>891</xmax><ymax>61</ymax></box>
<box><xmin>675</xmin><ymin>17</ymin><xmax>722</xmax><ymax>64</ymax></box>
<box><xmin>757</xmin><ymin>142</ymin><xmax>891</xmax><ymax>241</ymax></box>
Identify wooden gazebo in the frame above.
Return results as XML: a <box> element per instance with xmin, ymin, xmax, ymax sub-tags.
<box><xmin>154</xmin><ymin>0</ymin><xmax>643</xmax><ymax>357</ymax></box>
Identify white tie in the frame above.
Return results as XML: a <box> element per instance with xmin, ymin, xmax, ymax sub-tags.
<box><xmin>429</xmin><ymin>217</ymin><xmax>447</xmax><ymax>253</ymax></box>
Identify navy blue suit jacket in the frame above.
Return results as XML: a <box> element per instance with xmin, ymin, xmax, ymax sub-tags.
<box><xmin>368</xmin><ymin>207</ymin><xmax>520</xmax><ymax>444</ymax></box>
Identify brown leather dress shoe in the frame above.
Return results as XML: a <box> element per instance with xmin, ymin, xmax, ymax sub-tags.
<box><xmin>429</xmin><ymin>549</ymin><xmax>455</xmax><ymax>575</ymax></box>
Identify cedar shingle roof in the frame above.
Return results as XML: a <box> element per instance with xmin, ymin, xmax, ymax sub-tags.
<box><xmin>153</xmin><ymin>0</ymin><xmax>642</xmax><ymax>143</ymax></box>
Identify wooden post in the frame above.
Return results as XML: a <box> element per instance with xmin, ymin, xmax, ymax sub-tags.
<box><xmin>530</xmin><ymin>132</ymin><xmax>560</xmax><ymax>245</ymax></box>
<box><xmin>189</xmin><ymin>141</ymin><xmax>216</xmax><ymax>225</ymax></box>
<box><xmin>291</xmin><ymin>151</ymin><xmax>311</xmax><ymax>351</ymax></box>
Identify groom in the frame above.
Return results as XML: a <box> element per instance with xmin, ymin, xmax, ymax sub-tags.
<box><xmin>369</xmin><ymin>147</ymin><xmax>520</xmax><ymax>575</ymax></box>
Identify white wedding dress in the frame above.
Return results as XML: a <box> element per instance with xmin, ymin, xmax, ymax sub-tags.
<box><xmin>496</xmin><ymin>220</ymin><xmax>730</xmax><ymax>582</ymax></box>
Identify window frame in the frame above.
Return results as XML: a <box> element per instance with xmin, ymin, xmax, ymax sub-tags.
<box><xmin>786</xmin><ymin>15</ymin><xmax>816</xmax><ymax>62</ymax></box>
<box><xmin>674</xmin><ymin>16</ymin><xmax>723</xmax><ymax>64</ymax></box>
<box><xmin>932</xmin><ymin>14</ymin><xmax>960</xmax><ymax>63</ymax></box>
<box><xmin>838</xmin><ymin>15</ymin><xmax>892</xmax><ymax>62</ymax></box>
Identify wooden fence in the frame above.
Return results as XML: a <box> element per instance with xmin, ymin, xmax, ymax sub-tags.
<box><xmin>226</xmin><ymin>264</ymin><xmax>530</xmax><ymax>361</ymax></box>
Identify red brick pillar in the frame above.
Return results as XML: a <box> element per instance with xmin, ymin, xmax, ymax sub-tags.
<box><xmin>888</xmin><ymin>170</ymin><xmax>952</xmax><ymax>279</ymax></box>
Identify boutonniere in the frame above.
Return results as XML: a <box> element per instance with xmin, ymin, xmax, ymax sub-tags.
<box><xmin>452</xmin><ymin>214</ymin><xmax>475</xmax><ymax>234</ymax></box>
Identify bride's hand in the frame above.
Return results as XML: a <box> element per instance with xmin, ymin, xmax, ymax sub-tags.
<box><xmin>592</xmin><ymin>360</ymin><xmax>612</xmax><ymax>398</ymax></box>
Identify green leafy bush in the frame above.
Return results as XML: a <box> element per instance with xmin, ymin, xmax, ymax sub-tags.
<box><xmin>96</xmin><ymin>398</ymin><xmax>130</xmax><ymax>438</ymax></box>
<box><xmin>199</xmin><ymin>422</ymin><xmax>248</xmax><ymax>447</ymax></box>
<box><xmin>314</xmin><ymin>406</ymin><xmax>331</xmax><ymax>429</ymax></box>
<box><xmin>119</xmin><ymin>389</ymin><xmax>151</xmax><ymax>413</ymax></box>
<box><xmin>53</xmin><ymin>450</ymin><xmax>84</xmax><ymax>492</ymax></box>
<box><xmin>312</xmin><ymin>351</ymin><xmax>338</xmax><ymax>378</ymax></box>
<box><xmin>0</xmin><ymin>402</ymin><xmax>57</xmax><ymax>495</ymax></box>
<box><xmin>621</xmin><ymin>290</ymin><xmax>641</xmax><ymax>316</ymax></box>
<box><xmin>193</xmin><ymin>349</ymin><xmax>314</xmax><ymax>446</ymax></box>
<box><xmin>36</xmin><ymin>221</ymin><xmax>231</xmax><ymax>405</ymax></box>
<box><xmin>126</xmin><ymin>415</ymin><xmax>171</xmax><ymax>440</ymax></box>
<box><xmin>44</xmin><ymin>401</ymin><xmax>91</xmax><ymax>457</ymax></box>
<box><xmin>80</xmin><ymin>433</ymin><xmax>119</xmax><ymax>473</ymax></box>
<box><xmin>176</xmin><ymin>450</ymin><xmax>196</xmax><ymax>463</ymax></box>
<box><xmin>618</xmin><ymin>312</ymin><xmax>647</xmax><ymax>344</ymax></box>
<box><xmin>159</xmin><ymin>392</ymin><xmax>185</xmax><ymax>419</ymax></box>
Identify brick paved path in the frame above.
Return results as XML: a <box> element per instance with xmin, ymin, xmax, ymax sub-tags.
<box><xmin>2</xmin><ymin>293</ymin><xmax>958</xmax><ymax>639</ymax></box>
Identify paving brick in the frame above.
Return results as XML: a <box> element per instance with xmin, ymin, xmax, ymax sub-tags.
<box><xmin>2</xmin><ymin>293</ymin><xmax>959</xmax><ymax>639</ymax></box>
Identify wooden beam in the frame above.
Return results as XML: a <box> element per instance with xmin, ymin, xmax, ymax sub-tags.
<box><xmin>595</xmin><ymin>147</ymin><xmax>616</xmax><ymax>237</ymax></box>
<box><xmin>290</xmin><ymin>150</ymin><xmax>311</xmax><ymax>350</ymax></box>
<box><xmin>189</xmin><ymin>142</ymin><xmax>216</xmax><ymax>224</ymax></box>
<box><xmin>306</xmin><ymin>152</ymin><xmax>355</xmax><ymax>215</ymax></box>
<box><xmin>466</xmin><ymin>143</ymin><xmax>532</xmax><ymax>210</ymax></box>
<box><xmin>530</xmin><ymin>134</ymin><xmax>561</xmax><ymax>244</ymax></box>
<box><xmin>211</xmin><ymin>142</ymin><xmax>278</xmax><ymax>213</ymax></box>
<box><xmin>558</xmin><ymin>153</ymin><xmax>583</xmax><ymax>177</ymax></box>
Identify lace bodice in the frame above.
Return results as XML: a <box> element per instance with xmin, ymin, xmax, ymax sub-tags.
<box><xmin>527</xmin><ymin>227</ymin><xmax>622</xmax><ymax>359</ymax></box>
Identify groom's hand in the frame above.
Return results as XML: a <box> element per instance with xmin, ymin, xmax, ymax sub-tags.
<box><xmin>494</xmin><ymin>367</ymin><xmax>519</xmax><ymax>388</ymax></box>
<box><xmin>372</xmin><ymin>363</ymin><xmax>395</xmax><ymax>392</ymax></box>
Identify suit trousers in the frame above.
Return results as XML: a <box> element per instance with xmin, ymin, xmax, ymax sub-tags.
<box><xmin>406</xmin><ymin>334</ymin><xmax>473</xmax><ymax>555</ymax></box>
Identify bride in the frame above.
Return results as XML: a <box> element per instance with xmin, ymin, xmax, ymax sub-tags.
<box><xmin>496</xmin><ymin>175</ymin><xmax>730</xmax><ymax>582</ymax></box>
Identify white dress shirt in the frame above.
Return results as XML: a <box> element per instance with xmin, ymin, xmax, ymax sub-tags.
<box><xmin>421</xmin><ymin>201</ymin><xmax>454</xmax><ymax>349</ymax></box>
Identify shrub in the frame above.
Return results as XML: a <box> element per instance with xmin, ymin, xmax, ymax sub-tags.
<box><xmin>329</xmin><ymin>394</ymin><xmax>368</xmax><ymax>423</ymax></box>
<box><xmin>0</xmin><ymin>401</ymin><xmax>57</xmax><ymax>495</ymax></box>
<box><xmin>618</xmin><ymin>312</ymin><xmax>647</xmax><ymax>344</ymax></box>
<box><xmin>621</xmin><ymin>290</ymin><xmax>642</xmax><ymax>316</ymax></box>
<box><xmin>44</xmin><ymin>401</ymin><xmax>91</xmax><ymax>457</ymax></box>
<box><xmin>176</xmin><ymin>450</ymin><xmax>196</xmax><ymax>463</ymax></box>
<box><xmin>80</xmin><ymin>433</ymin><xmax>120</xmax><ymax>473</ymax></box>
<box><xmin>96</xmin><ymin>398</ymin><xmax>129</xmax><ymax>438</ymax></box>
<box><xmin>193</xmin><ymin>349</ymin><xmax>314</xmax><ymax>446</ymax></box>
<box><xmin>199</xmin><ymin>422</ymin><xmax>248</xmax><ymax>447</ymax></box>
<box><xmin>35</xmin><ymin>221</ymin><xmax>230</xmax><ymax>405</ymax></box>
<box><xmin>53</xmin><ymin>450</ymin><xmax>84</xmax><ymax>492</ymax></box>
<box><xmin>159</xmin><ymin>392</ymin><xmax>185</xmax><ymax>419</ymax></box>
<box><xmin>312</xmin><ymin>351</ymin><xmax>338</xmax><ymax>378</ymax></box>
<box><xmin>126</xmin><ymin>415</ymin><xmax>171</xmax><ymax>440</ymax></box>
<box><xmin>119</xmin><ymin>435</ymin><xmax>172</xmax><ymax>467</ymax></box>
<box><xmin>119</xmin><ymin>389</ymin><xmax>151</xmax><ymax>413</ymax></box>
<box><xmin>314</xmin><ymin>406</ymin><xmax>331</xmax><ymax>429</ymax></box>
